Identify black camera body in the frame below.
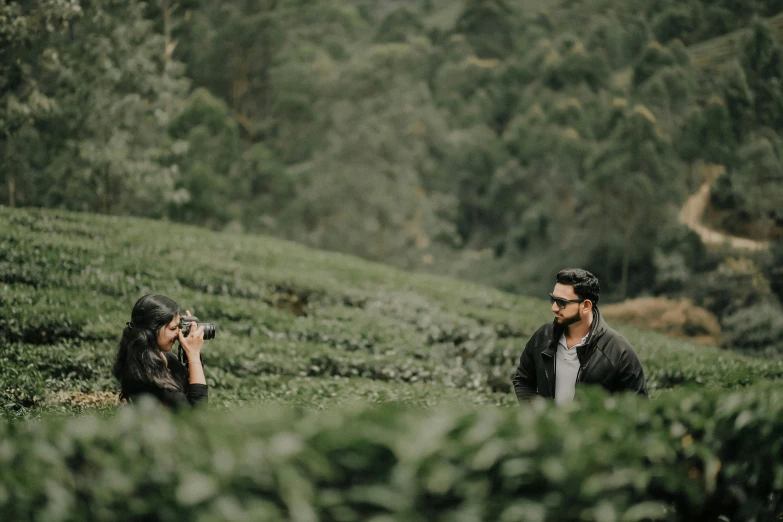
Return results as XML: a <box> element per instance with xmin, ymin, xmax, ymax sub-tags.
<box><xmin>179</xmin><ymin>315</ymin><xmax>216</xmax><ymax>340</ymax></box>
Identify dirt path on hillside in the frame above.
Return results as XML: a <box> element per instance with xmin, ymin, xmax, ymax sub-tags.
<box><xmin>678</xmin><ymin>166</ymin><xmax>769</xmax><ymax>251</ymax></box>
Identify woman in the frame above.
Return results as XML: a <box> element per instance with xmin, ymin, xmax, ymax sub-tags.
<box><xmin>113</xmin><ymin>293</ymin><xmax>208</xmax><ymax>407</ymax></box>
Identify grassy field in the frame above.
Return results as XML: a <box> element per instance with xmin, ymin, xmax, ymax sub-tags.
<box><xmin>2</xmin><ymin>206</ymin><xmax>782</xmax><ymax>419</ymax></box>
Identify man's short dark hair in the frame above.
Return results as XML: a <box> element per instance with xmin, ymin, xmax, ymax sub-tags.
<box><xmin>556</xmin><ymin>268</ymin><xmax>600</xmax><ymax>305</ymax></box>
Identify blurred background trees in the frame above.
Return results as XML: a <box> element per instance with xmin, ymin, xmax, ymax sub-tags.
<box><xmin>2</xmin><ymin>0</ymin><xmax>783</xmax><ymax>354</ymax></box>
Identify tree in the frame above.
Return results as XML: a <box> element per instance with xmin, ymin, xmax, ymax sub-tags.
<box><xmin>177</xmin><ymin>0</ymin><xmax>364</xmax><ymax>147</ymax></box>
<box><xmin>632</xmin><ymin>41</ymin><xmax>676</xmax><ymax>87</ymax></box>
<box><xmin>374</xmin><ymin>6</ymin><xmax>424</xmax><ymax>43</ymax></box>
<box><xmin>740</xmin><ymin>21</ymin><xmax>783</xmax><ymax>131</ymax></box>
<box><xmin>584</xmin><ymin>105</ymin><xmax>683</xmax><ymax>299</ymax></box>
<box><xmin>767</xmin><ymin>240</ymin><xmax>783</xmax><ymax>304</ymax></box>
<box><xmin>0</xmin><ymin>0</ymin><xmax>80</xmax><ymax>207</ymax></box>
<box><xmin>173</xmin><ymin>0</ymin><xmax>283</xmax><ymax>142</ymax></box>
<box><xmin>454</xmin><ymin>0</ymin><xmax>515</xmax><ymax>59</ymax></box>
<box><xmin>237</xmin><ymin>142</ymin><xmax>292</xmax><ymax>229</ymax></box>
<box><xmin>279</xmin><ymin>39</ymin><xmax>454</xmax><ymax>264</ymax></box>
<box><xmin>444</xmin><ymin>124</ymin><xmax>509</xmax><ymax>246</ymax></box>
<box><xmin>587</xmin><ymin>16</ymin><xmax>637</xmax><ymax>69</ymax></box>
<box><xmin>169</xmin><ymin>88</ymin><xmax>241</xmax><ymax>227</ymax></box>
<box><xmin>542</xmin><ymin>39</ymin><xmax>610</xmax><ymax>92</ymax></box>
<box><xmin>652</xmin><ymin>6</ymin><xmax>697</xmax><ymax>44</ymax></box>
<box><xmin>717</xmin><ymin>131</ymin><xmax>783</xmax><ymax>235</ymax></box>
<box><xmin>678</xmin><ymin>96</ymin><xmax>736</xmax><ymax>166</ymax></box>
<box><xmin>720</xmin><ymin>61</ymin><xmax>755</xmax><ymax>143</ymax></box>
<box><xmin>43</xmin><ymin>0</ymin><xmax>190</xmax><ymax>216</ymax></box>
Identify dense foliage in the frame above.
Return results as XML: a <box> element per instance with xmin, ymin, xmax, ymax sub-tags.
<box><xmin>1</xmin><ymin>386</ymin><xmax>782</xmax><ymax>521</ymax></box>
<box><xmin>2</xmin><ymin>0</ymin><xmax>783</xmax><ymax>302</ymax></box>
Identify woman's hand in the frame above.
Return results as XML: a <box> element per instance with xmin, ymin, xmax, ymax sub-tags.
<box><xmin>178</xmin><ymin>309</ymin><xmax>204</xmax><ymax>358</ymax></box>
<box><xmin>179</xmin><ymin>309</ymin><xmax>207</xmax><ymax>386</ymax></box>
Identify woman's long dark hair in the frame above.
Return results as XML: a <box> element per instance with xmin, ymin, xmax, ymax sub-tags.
<box><xmin>113</xmin><ymin>293</ymin><xmax>181</xmax><ymax>398</ymax></box>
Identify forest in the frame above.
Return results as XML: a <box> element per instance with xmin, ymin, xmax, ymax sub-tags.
<box><xmin>3</xmin><ymin>0</ymin><xmax>783</xmax><ymax>353</ymax></box>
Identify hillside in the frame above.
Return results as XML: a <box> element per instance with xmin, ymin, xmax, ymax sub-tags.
<box><xmin>2</xmin><ymin>206</ymin><xmax>782</xmax><ymax>418</ymax></box>
<box><xmin>3</xmin><ymin>207</ymin><xmax>783</xmax><ymax>520</ymax></box>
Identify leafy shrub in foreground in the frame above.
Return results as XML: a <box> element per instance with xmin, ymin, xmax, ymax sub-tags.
<box><xmin>0</xmin><ymin>385</ymin><xmax>781</xmax><ymax>521</ymax></box>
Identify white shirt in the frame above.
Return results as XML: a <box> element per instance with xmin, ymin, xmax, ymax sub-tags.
<box><xmin>555</xmin><ymin>332</ymin><xmax>587</xmax><ymax>405</ymax></box>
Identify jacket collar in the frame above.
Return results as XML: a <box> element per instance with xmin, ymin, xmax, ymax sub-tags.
<box><xmin>543</xmin><ymin>307</ymin><xmax>606</xmax><ymax>365</ymax></box>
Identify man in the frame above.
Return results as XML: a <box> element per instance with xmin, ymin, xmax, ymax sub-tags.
<box><xmin>513</xmin><ymin>268</ymin><xmax>647</xmax><ymax>404</ymax></box>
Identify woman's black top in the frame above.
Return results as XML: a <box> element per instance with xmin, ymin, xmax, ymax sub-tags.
<box><xmin>121</xmin><ymin>352</ymin><xmax>208</xmax><ymax>408</ymax></box>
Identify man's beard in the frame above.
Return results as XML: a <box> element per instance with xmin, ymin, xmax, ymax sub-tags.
<box><xmin>556</xmin><ymin>312</ymin><xmax>582</xmax><ymax>327</ymax></box>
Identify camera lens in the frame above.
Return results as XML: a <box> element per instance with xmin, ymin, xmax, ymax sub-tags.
<box><xmin>202</xmin><ymin>323</ymin><xmax>216</xmax><ymax>340</ymax></box>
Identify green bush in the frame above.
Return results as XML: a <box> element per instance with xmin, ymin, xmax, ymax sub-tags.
<box><xmin>0</xmin><ymin>386</ymin><xmax>781</xmax><ymax>521</ymax></box>
<box><xmin>692</xmin><ymin>257</ymin><xmax>774</xmax><ymax>318</ymax></box>
<box><xmin>722</xmin><ymin>301</ymin><xmax>783</xmax><ymax>355</ymax></box>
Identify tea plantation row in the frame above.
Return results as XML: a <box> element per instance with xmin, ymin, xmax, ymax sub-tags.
<box><xmin>2</xmin><ymin>206</ymin><xmax>783</xmax><ymax>417</ymax></box>
<box><xmin>2</xmin><ymin>207</ymin><xmax>783</xmax><ymax>520</ymax></box>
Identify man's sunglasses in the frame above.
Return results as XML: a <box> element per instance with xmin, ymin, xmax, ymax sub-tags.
<box><xmin>549</xmin><ymin>293</ymin><xmax>586</xmax><ymax>310</ymax></box>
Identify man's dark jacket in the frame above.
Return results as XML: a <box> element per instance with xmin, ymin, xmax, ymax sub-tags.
<box><xmin>513</xmin><ymin>308</ymin><xmax>647</xmax><ymax>402</ymax></box>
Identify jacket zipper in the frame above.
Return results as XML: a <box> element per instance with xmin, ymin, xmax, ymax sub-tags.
<box><xmin>576</xmin><ymin>361</ymin><xmax>588</xmax><ymax>383</ymax></box>
<box><xmin>542</xmin><ymin>351</ymin><xmax>555</xmax><ymax>397</ymax></box>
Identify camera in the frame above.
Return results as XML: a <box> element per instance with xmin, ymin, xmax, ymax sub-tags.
<box><xmin>179</xmin><ymin>315</ymin><xmax>216</xmax><ymax>340</ymax></box>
